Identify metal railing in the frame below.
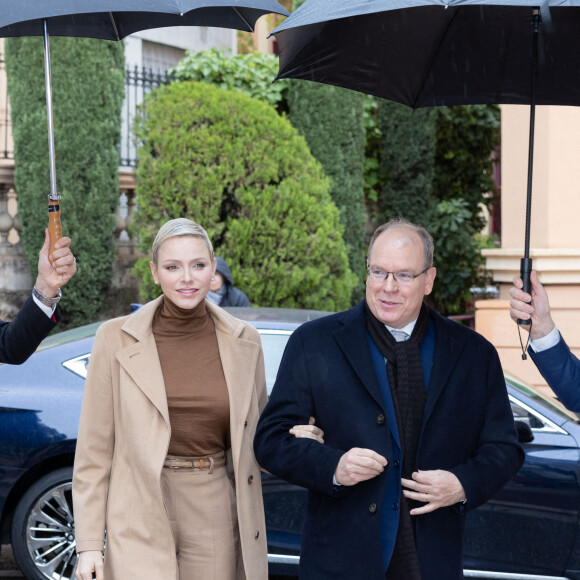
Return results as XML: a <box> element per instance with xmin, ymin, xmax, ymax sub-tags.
<box><xmin>120</xmin><ymin>66</ymin><xmax>173</xmax><ymax>167</ymax></box>
<box><xmin>0</xmin><ymin>57</ymin><xmax>173</xmax><ymax>167</ymax></box>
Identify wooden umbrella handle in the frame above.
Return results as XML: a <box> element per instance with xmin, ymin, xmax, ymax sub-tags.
<box><xmin>48</xmin><ymin>197</ymin><xmax>62</xmax><ymax>259</ymax></box>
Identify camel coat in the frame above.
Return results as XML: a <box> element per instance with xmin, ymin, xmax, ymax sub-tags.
<box><xmin>73</xmin><ymin>297</ymin><xmax>268</xmax><ymax>579</ymax></box>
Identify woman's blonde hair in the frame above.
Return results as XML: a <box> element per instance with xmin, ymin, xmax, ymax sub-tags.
<box><xmin>151</xmin><ymin>218</ymin><xmax>214</xmax><ymax>267</ymax></box>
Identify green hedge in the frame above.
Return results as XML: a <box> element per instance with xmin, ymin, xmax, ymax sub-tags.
<box><xmin>5</xmin><ymin>37</ymin><xmax>125</xmax><ymax>327</ymax></box>
<box><xmin>132</xmin><ymin>81</ymin><xmax>356</xmax><ymax>311</ymax></box>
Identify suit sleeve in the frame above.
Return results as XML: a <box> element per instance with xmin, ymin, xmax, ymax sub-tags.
<box><xmin>0</xmin><ymin>296</ymin><xmax>60</xmax><ymax>365</ymax></box>
<box><xmin>254</xmin><ymin>329</ymin><xmax>345</xmax><ymax>496</ymax></box>
<box><xmin>449</xmin><ymin>346</ymin><xmax>524</xmax><ymax>510</ymax></box>
<box><xmin>72</xmin><ymin>324</ymin><xmax>115</xmax><ymax>553</ymax></box>
<box><xmin>529</xmin><ymin>338</ymin><xmax>580</xmax><ymax>412</ymax></box>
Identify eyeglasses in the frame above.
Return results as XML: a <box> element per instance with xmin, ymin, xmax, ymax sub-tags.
<box><xmin>367</xmin><ymin>267</ymin><xmax>430</xmax><ymax>285</ymax></box>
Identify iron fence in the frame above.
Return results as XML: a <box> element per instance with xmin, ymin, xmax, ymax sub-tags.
<box><xmin>0</xmin><ymin>58</ymin><xmax>173</xmax><ymax>167</ymax></box>
<box><xmin>120</xmin><ymin>66</ymin><xmax>173</xmax><ymax>167</ymax></box>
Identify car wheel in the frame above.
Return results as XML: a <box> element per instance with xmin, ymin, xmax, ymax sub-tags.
<box><xmin>11</xmin><ymin>467</ymin><xmax>77</xmax><ymax>580</ymax></box>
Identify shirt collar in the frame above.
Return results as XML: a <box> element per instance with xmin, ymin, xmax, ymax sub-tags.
<box><xmin>385</xmin><ymin>319</ymin><xmax>417</xmax><ymax>337</ymax></box>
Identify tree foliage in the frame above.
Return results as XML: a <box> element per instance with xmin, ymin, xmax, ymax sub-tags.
<box><xmin>171</xmin><ymin>48</ymin><xmax>288</xmax><ymax>113</ymax></box>
<box><xmin>5</xmin><ymin>37</ymin><xmax>125</xmax><ymax>327</ymax></box>
<box><xmin>433</xmin><ymin>105</ymin><xmax>500</xmax><ymax>231</ymax></box>
<box><xmin>426</xmin><ymin>199</ymin><xmax>490</xmax><ymax>314</ymax></box>
<box><xmin>377</xmin><ymin>100</ymin><xmax>438</xmax><ymax>226</ymax></box>
<box><xmin>288</xmin><ymin>81</ymin><xmax>367</xmax><ymax>299</ymax></box>
<box><xmin>132</xmin><ymin>81</ymin><xmax>356</xmax><ymax>310</ymax></box>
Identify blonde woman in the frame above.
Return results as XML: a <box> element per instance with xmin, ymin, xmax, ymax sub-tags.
<box><xmin>73</xmin><ymin>218</ymin><xmax>321</xmax><ymax>580</ymax></box>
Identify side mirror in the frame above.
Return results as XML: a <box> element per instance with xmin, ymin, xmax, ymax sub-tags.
<box><xmin>515</xmin><ymin>420</ymin><xmax>534</xmax><ymax>443</ymax></box>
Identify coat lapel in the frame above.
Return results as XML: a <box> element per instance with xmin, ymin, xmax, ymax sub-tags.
<box><xmin>115</xmin><ymin>297</ymin><xmax>170</xmax><ymax>426</ymax></box>
<box><xmin>208</xmin><ymin>302</ymin><xmax>259</xmax><ymax>468</ymax></box>
<box><xmin>422</xmin><ymin>311</ymin><xmax>467</xmax><ymax>427</ymax></box>
<box><xmin>334</xmin><ymin>302</ymin><xmax>385</xmax><ymax>410</ymax></box>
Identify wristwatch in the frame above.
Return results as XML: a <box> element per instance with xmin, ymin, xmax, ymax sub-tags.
<box><xmin>32</xmin><ymin>285</ymin><xmax>62</xmax><ymax>307</ymax></box>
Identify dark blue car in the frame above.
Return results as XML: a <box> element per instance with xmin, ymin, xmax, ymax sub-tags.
<box><xmin>1</xmin><ymin>307</ymin><xmax>579</xmax><ymax>580</ymax></box>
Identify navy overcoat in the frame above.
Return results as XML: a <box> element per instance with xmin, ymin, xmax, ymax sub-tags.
<box><xmin>0</xmin><ymin>296</ymin><xmax>59</xmax><ymax>364</ymax></box>
<box><xmin>254</xmin><ymin>301</ymin><xmax>524</xmax><ymax>580</ymax></box>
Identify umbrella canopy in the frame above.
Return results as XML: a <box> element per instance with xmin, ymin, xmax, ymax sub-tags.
<box><xmin>270</xmin><ymin>0</ymin><xmax>580</xmax><ymax>322</ymax></box>
<box><xmin>0</xmin><ymin>0</ymin><xmax>289</xmax><ymax>38</ymax></box>
<box><xmin>0</xmin><ymin>0</ymin><xmax>289</xmax><ymax>255</ymax></box>
<box><xmin>271</xmin><ymin>0</ymin><xmax>580</xmax><ymax>108</ymax></box>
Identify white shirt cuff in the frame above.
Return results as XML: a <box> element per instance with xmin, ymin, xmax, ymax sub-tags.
<box><xmin>32</xmin><ymin>294</ymin><xmax>57</xmax><ymax>318</ymax></box>
<box><xmin>530</xmin><ymin>326</ymin><xmax>560</xmax><ymax>353</ymax></box>
<box><xmin>333</xmin><ymin>475</ymin><xmax>342</xmax><ymax>486</ymax></box>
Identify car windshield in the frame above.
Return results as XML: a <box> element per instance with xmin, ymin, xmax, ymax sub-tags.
<box><xmin>506</xmin><ymin>372</ymin><xmax>580</xmax><ymax>423</ymax></box>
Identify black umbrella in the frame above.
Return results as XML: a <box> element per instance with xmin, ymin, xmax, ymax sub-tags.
<box><xmin>0</xmin><ymin>0</ymin><xmax>289</xmax><ymax>255</ymax></box>
<box><xmin>270</xmin><ymin>0</ymin><xmax>580</xmax><ymax>323</ymax></box>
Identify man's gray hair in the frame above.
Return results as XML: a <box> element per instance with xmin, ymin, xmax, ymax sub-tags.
<box><xmin>367</xmin><ymin>218</ymin><xmax>434</xmax><ymax>269</ymax></box>
<box><xmin>152</xmin><ymin>218</ymin><xmax>214</xmax><ymax>267</ymax></box>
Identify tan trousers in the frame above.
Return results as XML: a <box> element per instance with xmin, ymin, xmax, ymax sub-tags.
<box><xmin>161</xmin><ymin>456</ymin><xmax>240</xmax><ymax>580</ymax></box>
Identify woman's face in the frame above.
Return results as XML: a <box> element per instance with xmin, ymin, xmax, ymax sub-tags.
<box><xmin>150</xmin><ymin>235</ymin><xmax>216</xmax><ymax>310</ymax></box>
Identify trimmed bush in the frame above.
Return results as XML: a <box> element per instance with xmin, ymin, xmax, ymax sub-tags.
<box><xmin>288</xmin><ymin>81</ymin><xmax>367</xmax><ymax>300</ymax></box>
<box><xmin>171</xmin><ymin>48</ymin><xmax>287</xmax><ymax>114</ymax></box>
<box><xmin>378</xmin><ymin>100</ymin><xmax>438</xmax><ymax>225</ymax></box>
<box><xmin>132</xmin><ymin>81</ymin><xmax>356</xmax><ymax>311</ymax></box>
<box><xmin>5</xmin><ymin>37</ymin><xmax>125</xmax><ymax>327</ymax></box>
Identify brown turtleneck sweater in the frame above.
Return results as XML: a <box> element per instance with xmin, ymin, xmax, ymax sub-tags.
<box><xmin>152</xmin><ymin>297</ymin><xmax>230</xmax><ymax>457</ymax></box>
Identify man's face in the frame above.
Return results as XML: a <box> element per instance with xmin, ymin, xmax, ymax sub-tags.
<box><xmin>365</xmin><ymin>227</ymin><xmax>436</xmax><ymax>329</ymax></box>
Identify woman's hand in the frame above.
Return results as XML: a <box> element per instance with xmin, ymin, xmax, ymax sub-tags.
<box><xmin>289</xmin><ymin>416</ymin><xmax>325</xmax><ymax>443</ymax></box>
<box><xmin>76</xmin><ymin>550</ymin><xmax>104</xmax><ymax>580</ymax></box>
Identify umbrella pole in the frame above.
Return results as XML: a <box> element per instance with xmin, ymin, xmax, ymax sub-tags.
<box><xmin>518</xmin><ymin>9</ymin><xmax>540</xmax><ymax>326</ymax></box>
<box><xmin>43</xmin><ymin>20</ymin><xmax>62</xmax><ymax>258</ymax></box>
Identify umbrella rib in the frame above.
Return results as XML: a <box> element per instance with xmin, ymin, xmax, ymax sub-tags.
<box><xmin>108</xmin><ymin>12</ymin><xmax>121</xmax><ymax>41</ymax></box>
<box><xmin>233</xmin><ymin>8</ymin><xmax>254</xmax><ymax>32</ymax></box>
<box><xmin>411</xmin><ymin>7</ymin><xmax>461</xmax><ymax>110</ymax></box>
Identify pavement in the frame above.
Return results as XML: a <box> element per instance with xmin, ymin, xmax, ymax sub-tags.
<box><xmin>0</xmin><ymin>546</ymin><xmax>23</xmax><ymax>579</ymax></box>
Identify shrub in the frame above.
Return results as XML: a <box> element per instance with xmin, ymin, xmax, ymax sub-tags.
<box><xmin>171</xmin><ymin>48</ymin><xmax>288</xmax><ymax>114</ymax></box>
<box><xmin>433</xmin><ymin>105</ymin><xmax>500</xmax><ymax>232</ymax></box>
<box><xmin>377</xmin><ymin>100</ymin><xmax>438</xmax><ymax>225</ymax></box>
<box><xmin>132</xmin><ymin>81</ymin><xmax>356</xmax><ymax>311</ymax></box>
<box><xmin>287</xmin><ymin>81</ymin><xmax>367</xmax><ymax>301</ymax></box>
<box><xmin>5</xmin><ymin>37</ymin><xmax>125</xmax><ymax>327</ymax></box>
<box><xmin>426</xmin><ymin>198</ymin><xmax>487</xmax><ymax>314</ymax></box>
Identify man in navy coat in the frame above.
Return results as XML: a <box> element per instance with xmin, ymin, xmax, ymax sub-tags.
<box><xmin>254</xmin><ymin>219</ymin><xmax>523</xmax><ymax>580</ymax></box>
<box><xmin>510</xmin><ymin>270</ymin><xmax>580</xmax><ymax>411</ymax></box>
<box><xmin>0</xmin><ymin>229</ymin><xmax>76</xmax><ymax>364</ymax></box>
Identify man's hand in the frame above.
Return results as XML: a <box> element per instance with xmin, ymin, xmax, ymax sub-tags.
<box><xmin>402</xmin><ymin>469</ymin><xmax>465</xmax><ymax>515</ymax></box>
<box><xmin>289</xmin><ymin>416</ymin><xmax>325</xmax><ymax>443</ymax></box>
<box><xmin>75</xmin><ymin>550</ymin><xmax>104</xmax><ymax>580</ymax></box>
<box><xmin>334</xmin><ymin>448</ymin><xmax>387</xmax><ymax>486</ymax></box>
<box><xmin>509</xmin><ymin>270</ymin><xmax>554</xmax><ymax>339</ymax></box>
<box><xmin>36</xmin><ymin>229</ymin><xmax>77</xmax><ymax>296</ymax></box>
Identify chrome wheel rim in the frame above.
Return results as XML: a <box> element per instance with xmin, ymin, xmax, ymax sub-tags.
<box><xmin>25</xmin><ymin>481</ymin><xmax>77</xmax><ymax>580</ymax></box>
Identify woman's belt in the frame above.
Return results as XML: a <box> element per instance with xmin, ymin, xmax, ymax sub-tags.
<box><xmin>163</xmin><ymin>454</ymin><xmax>226</xmax><ymax>471</ymax></box>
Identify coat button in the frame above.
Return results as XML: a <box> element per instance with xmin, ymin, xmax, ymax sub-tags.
<box><xmin>255</xmin><ymin>531</ymin><xmax>260</xmax><ymax>539</ymax></box>
<box><xmin>248</xmin><ymin>475</ymin><xmax>254</xmax><ymax>484</ymax></box>
<box><xmin>392</xmin><ymin>502</ymin><xmax>399</xmax><ymax>511</ymax></box>
<box><xmin>376</xmin><ymin>414</ymin><xmax>385</xmax><ymax>425</ymax></box>
<box><xmin>393</xmin><ymin>460</ymin><xmax>400</xmax><ymax>469</ymax></box>
<box><xmin>369</xmin><ymin>503</ymin><xmax>377</xmax><ymax>514</ymax></box>
<box><xmin>244</xmin><ymin>420</ymin><xmax>248</xmax><ymax>427</ymax></box>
